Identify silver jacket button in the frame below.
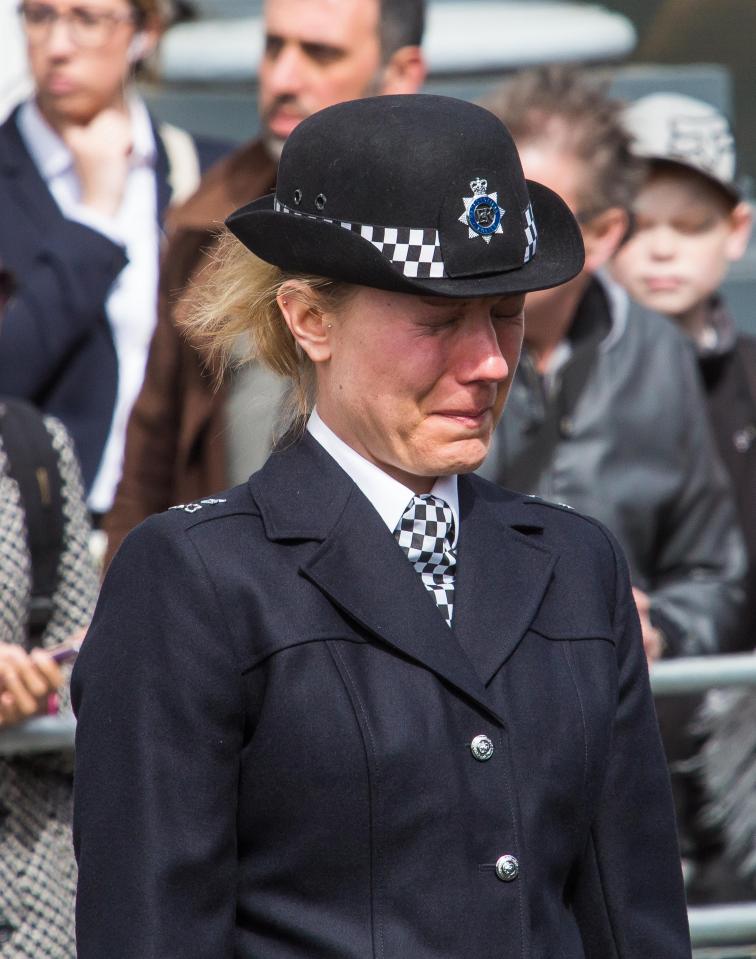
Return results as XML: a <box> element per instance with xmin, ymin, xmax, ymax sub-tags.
<box><xmin>495</xmin><ymin>855</ymin><xmax>519</xmax><ymax>882</ymax></box>
<box><xmin>470</xmin><ymin>734</ymin><xmax>495</xmax><ymax>762</ymax></box>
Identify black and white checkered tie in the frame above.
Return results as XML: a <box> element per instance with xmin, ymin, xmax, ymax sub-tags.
<box><xmin>394</xmin><ymin>494</ymin><xmax>457</xmax><ymax>627</ymax></box>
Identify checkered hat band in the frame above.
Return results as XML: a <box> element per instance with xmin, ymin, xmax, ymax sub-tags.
<box><xmin>394</xmin><ymin>494</ymin><xmax>457</xmax><ymax>627</ymax></box>
<box><xmin>524</xmin><ymin>202</ymin><xmax>538</xmax><ymax>264</ymax></box>
<box><xmin>275</xmin><ymin>199</ymin><xmax>539</xmax><ymax>276</ymax></box>
<box><xmin>275</xmin><ymin>200</ymin><xmax>446</xmax><ymax>279</ymax></box>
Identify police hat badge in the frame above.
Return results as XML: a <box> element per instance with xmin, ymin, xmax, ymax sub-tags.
<box><xmin>460</xmin><ymin>177</ymin><xmax>505</xmax><ymax>244</ymax></box>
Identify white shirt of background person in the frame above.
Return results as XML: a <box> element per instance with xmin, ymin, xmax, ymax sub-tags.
<box><xmin>18</xmin><ymin>95</ymin><xmax>160</xmax><ymax>513</ymax></box>
<box><xmin>0</xmin><ymin>1</ymin><xmax>33</xmax><ymax>122</ymax></box>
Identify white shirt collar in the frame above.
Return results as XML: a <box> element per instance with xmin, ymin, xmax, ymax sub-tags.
<box><xmin>17</xmin><ymin>95</ymin><xmax>156</xmax><ymax>183</ymax></box>
<box><xmin>307</xmin><ymin>408</ymin><xmax>460</xmax><ymax>545</ymax></box>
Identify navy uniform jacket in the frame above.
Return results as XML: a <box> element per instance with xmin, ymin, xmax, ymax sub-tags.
<box><xmin>72</xmin><ymin>435</ymin><xmax>692</xmax><ymax>959</ymax></box>
<box><xmin>0</xmin><ymin>107</ymin><xmax>227</xmax><ymax>490</ymax></box>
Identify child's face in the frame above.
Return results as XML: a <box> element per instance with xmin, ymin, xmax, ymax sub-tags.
<box><xmin>611</xmin><ymin>167</ymin><xmax>750</xmax><ymax>324</ymax></box>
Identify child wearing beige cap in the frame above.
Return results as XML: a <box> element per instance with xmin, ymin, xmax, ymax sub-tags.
<box><xmin>613</xmin><ymin>94</ymin><xmax>751</xmax><ymax>344</ymax></box>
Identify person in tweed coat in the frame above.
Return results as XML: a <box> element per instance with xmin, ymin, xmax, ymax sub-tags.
<box><xmin>0</xmin><ymin>406</ymin><xmax>98</xmax><ymax>958</ymax></box>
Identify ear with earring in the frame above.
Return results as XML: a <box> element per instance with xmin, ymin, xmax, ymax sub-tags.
<box><xmin>280</xmin><ymin>294</ymin><xmax>332</xmax><ymax>330</ymax></box>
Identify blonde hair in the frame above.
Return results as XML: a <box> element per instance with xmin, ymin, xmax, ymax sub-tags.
<box><xmin>183</xmin><ymin>230</ymin><xmax>354</xmax><ymax>436</ymax></box>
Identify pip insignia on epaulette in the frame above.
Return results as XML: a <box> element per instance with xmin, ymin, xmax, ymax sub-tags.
<box><xmin>169</xmin><ymin>498</ymin><xmax>227</xmax><ymax>514</ymax></box>
<box><xmin>525</xmin><ymin>494</ymin><xmax>574</xmax><ymax>510</ymax></box>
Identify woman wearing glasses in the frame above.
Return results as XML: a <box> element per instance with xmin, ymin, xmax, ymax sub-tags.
<box><xmin>0</xmin><ymin>0</ymin><xmax>225</xmax><ymax>523</ymax></box>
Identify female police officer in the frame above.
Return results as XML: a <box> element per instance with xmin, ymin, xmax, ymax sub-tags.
<box><xmin>72</xmin><ymin>95</ymin><xmax>691</xmax><ymax>958</ymax></box>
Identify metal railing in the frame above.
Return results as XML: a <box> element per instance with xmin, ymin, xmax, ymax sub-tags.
<box><xmin>690</xmin><ymin>904</ymin><xmax>756</xmax><ymax>954</ymax></box>
<box><xmin>650</xmin><ymin>654</ymin><xmax>756</xmax><ymax>695</ymax></box>
<box><xmin>693</xmin><ymin>947</ymin><xmax>756</xmax><ymax>959</ymax></box>
<box><xmin>0</xmin><ymin>714</ymin><xmax>75</xmax><ymax>756</ymax></box>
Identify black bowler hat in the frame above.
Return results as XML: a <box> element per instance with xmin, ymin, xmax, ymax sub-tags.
<box><xmin>227</xmin><ymin>94</ymin><xmax>584</xmax><ymax>298</ymax></box>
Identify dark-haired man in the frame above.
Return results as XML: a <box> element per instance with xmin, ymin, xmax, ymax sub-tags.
<box><xmin>103</xmin><ymin>0</ymin><xmax>426</xmax><ymax>563</ymax></box>
<box><xmin>479</xmin><ymin>67</ymin><xmax>744</xmax><ymax>661</ymax></box>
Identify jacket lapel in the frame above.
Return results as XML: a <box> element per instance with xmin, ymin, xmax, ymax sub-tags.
<box><xmin>153</xmin><ymin>123</ymin><xmax>172</xmax><ymax>228</ymax></box>
<box><xmin>249</xmin><ymin>437</ymin><xmax>507</xmax><ymax>725</ymax></box>
<box><xmin>0</xmin><ymin>109</ymin><xmax>67</xmax><ymax>229</ymax></box>
<box><xmin>452</xmin><ymin>475</ymin><xmax>557</xmax><ymax>685</ymax></box>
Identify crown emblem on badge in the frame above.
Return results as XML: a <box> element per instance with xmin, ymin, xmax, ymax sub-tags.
<box><xmin>459</xmin><ymin>175</ymin><xmax>506</xmax><ymax>244</ymax></box>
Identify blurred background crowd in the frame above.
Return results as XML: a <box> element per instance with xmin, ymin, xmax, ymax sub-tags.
<box><xmin>0</xmin><ymin>0</ymin><xmax>754</xmax><ymax>956</ymax></box>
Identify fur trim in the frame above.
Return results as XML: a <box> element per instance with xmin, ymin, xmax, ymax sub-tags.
<box><xmin>697</xmin><ymin>687</ymin><xmax>756</xmax><ymax>883</ymax></box>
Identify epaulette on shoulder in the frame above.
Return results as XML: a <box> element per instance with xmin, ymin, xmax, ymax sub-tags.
<box><xmin>162</xmin><ymin>485</ymin><xmax>260</xmax><ymax>530</ymax></box>
<box><xmin>522</xmin><ymin>493</ymin><xmax>576</xmax><ymax>514</ymax></box>
<box><xmin>519</xmin><ymin>494</ymin><xmax>615</xmax><ymax>556</ymax></box>
<box><xmin>164</xmin><ymin>495</ymin><xmax>246</xmax><ymax>528</ymax></box>
<box><xmin>168</xmin><ymin>497</ymin><xmax>229</xmax><ymax>516</ymax></box>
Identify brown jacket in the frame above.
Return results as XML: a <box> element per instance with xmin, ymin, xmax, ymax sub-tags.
<box><xmin>102</xmin><ymin>140</ymin><xmax>276</xmax><ymax>565</ymax></box>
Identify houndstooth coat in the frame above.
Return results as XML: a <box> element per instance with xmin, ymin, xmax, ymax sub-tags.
<box><xmin>0</xmin><ymin>409</ymin><xmax>98</xmax><ymax>958</ymax></box>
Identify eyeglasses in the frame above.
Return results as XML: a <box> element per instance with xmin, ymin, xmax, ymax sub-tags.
<box><xmin>18</xmin><ymin>2</ymin><xmax>136</xmax><ymax>48</ymax></box>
